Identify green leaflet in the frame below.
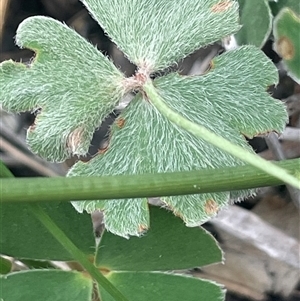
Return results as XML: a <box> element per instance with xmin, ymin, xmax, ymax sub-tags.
<box><xmin>81</xmin><ymin>0</ymin><xmax>240</xmax><ymax>71</ymax></box>
<box><xmin>235</xmin><ymin>0</ymin><xmax>273</xmax><ymax>48</ymax></box>
<box><xmin>0</xmin><ymin>201</ymin><xmax>95</xmax><ymax>261</ymax></box>
<box><xmin>96</xmin><ymin>206</ymin><xmax>223</xmax><ymax>271</ymax></box>
<box><xmin>0</xmin><ymin>161</ymin><xmax>96</xmax><ymax>262</ymax></box>
<box><xmin>0</xmin><ymin>270</ymin><xmax>93</xmax><ymax>301</ymax></box>
<box><xmin>273</xmin><ymin>8</ymin><xmax>300</xmax><ymax>83</ymax></box>
<box><xmin>96</xmin><ymin>206</ymin><xmax>224</xmax><ymax>300</ymax></box>
<box><xmin>0</xmin><ymin>16</ymin><xmax>125</xmax><ymax>162</ymax></box>
<box><xmin>99</xmin><ymin>272</ymin><xmax>225</xmax><ymax>301</ymax></box>
<box><xmin>68</xmin><ymin>46</ymin><xmax>287</xmax><ymax>238</ymax></box>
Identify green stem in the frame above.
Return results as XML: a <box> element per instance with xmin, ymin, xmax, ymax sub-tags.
<box><xmin>143</xmin><ymin>80</ymin><xmax>300</xmax><ymax>189</ymax></box>
<box><xmin>29</xmin><ymin>204</ymin><xmax>129</xmax><ymax>301</ymax></box>
<box><xmin>1</xmin><ymin>159</ymin><xmax>299</xmax><ymax>203</ymax></box>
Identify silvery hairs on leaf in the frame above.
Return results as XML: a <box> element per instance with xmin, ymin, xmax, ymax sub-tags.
<box><xmin>0</xmin><ymin>16</ymin><xmax>125</xmax><ymax>162</ymax></box>
<box><xmin>81</xmin><ymin>0</ymin><xmax>240</xmax><ymax>72</ymax></box>
<box><xmin>69</xmin><ymin>46</ymin><xmax>288</xmax><ymax>238</ymax></box>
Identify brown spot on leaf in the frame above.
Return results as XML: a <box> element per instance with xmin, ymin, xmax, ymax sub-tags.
<box><xmin>81</xmin><ymin>271</ymin><xmax>93</xmax><ymax>279</ymax></box>
<box><xmin>172</xmin><ymin>210</ymin><xmax>184</xmax><ymax>219</ymax></box>
<box><xmin>276</xmin><ymin>37</ymin><xmax>294</xmax><ymax>60</ymax></box>
<box><xmin>116</xmin><ymin>117</ymin><xmax>125</xmax><ymax>128</ymax></box>
<box><xmin>211</xmin><ymin>1</ymin><xmax>233</xmax><ymax>13</ymax></box>
<box><xmin>138</xmin><ymin>224</ymin><xmax>148</xmax><ymax>232</ymax></box>
<box><xmin>161</xmin><ymin>200</ymin><xmax>184</xmax><ymax>219</ymax></box>
<box><xmin>99</xmin><ymin>267</ymin><xmax>111</xmax><ymax>275</ymax></box>
<box><xmin>205</xmin><ymin>199</ymin><xmax>219</xmax><ymax>215</ymax></box>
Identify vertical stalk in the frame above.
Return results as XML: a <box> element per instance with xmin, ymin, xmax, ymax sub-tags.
<box><xmin>29</xmin><ymin>204</ymin><xmax>129</xmax><ymax>301</ymax></box>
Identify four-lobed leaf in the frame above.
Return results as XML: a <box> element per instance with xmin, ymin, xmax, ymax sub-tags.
<box><xmin>69</xmin><ymin>46</ymin><xmax>287</xmax><ymax>237</ymax></box>
<box><xmin>0</xmin><ymin>0</ymin><xmax>289</xmax><ymax>238</ymax></box>
<box><xmin>0</xmin><ymin>16</ymin><xmax>125</xmax><ymax>162</ymax></box>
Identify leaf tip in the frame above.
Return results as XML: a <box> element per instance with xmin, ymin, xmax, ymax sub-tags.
<box><xmin>138</xmin><ymin>223</ymin><xmax>148</xmax><ymax>233</ymax></box>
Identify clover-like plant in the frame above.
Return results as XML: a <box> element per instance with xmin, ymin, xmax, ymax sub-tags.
<box><xmin>0</xmin><ymin>0</ymin><xmax>298</xmax><ymax>239</ymax></box>
<box><xmin>1</xmin><ymin>1</ymin><xmax>300</xmax><ymax>300</ymax></box>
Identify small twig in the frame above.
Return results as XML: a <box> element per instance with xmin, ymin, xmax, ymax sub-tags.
<box><xmin>0</xmin><ymin>136</ymin><xmax>59</xmax><ymax>177</ymax></box>
<box><xmin>0</xmin><ymin>0</ymin><xmax>9</xmax><ymax>40</ymax></box>
<box><xmin>0</xmin><ymin>119</ymin><xmax>66</xmax><ymax>175</ymax></box>
<box><xmin>211</xmin><ymin>206</ymin><xmax>300</xmax><ymax>269</ymax></box>
<box><xmin>279</xmin><ymin>127</ymin><xmax>300</xmax><ymax>142</ymax></box>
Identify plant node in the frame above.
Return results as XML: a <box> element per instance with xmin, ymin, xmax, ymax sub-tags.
<box><xmin>122</xmin><ymin>65</ymin><xmax>151</xmax><ymax>93</ymax></box>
